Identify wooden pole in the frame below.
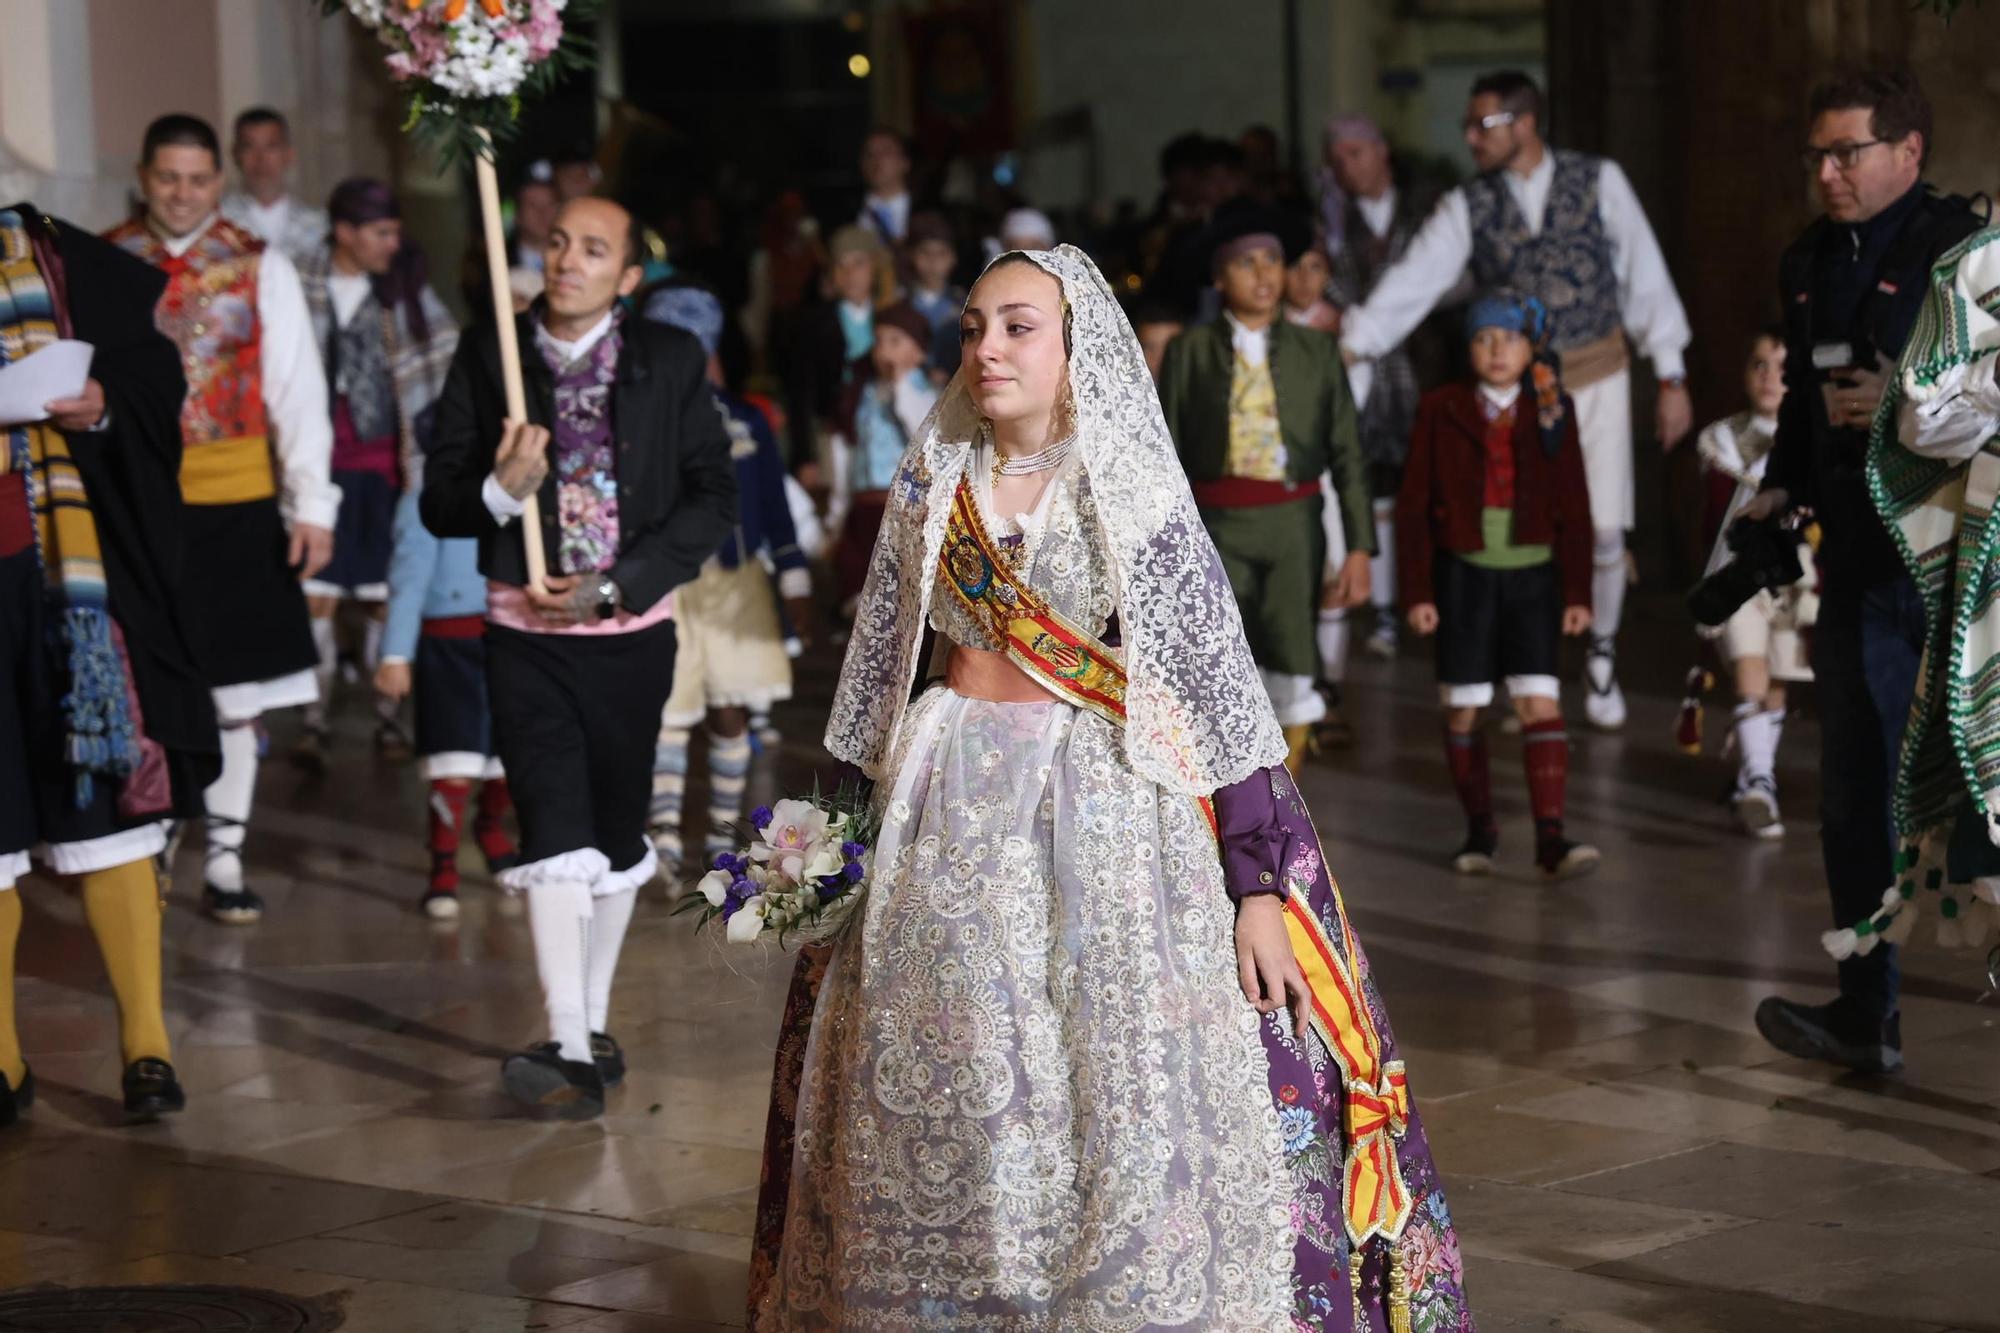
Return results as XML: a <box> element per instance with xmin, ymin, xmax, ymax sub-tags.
<box><xmin>473</xmin><ymin>128</ymin><xmax>548</xmax><ymax>592</ymax></box>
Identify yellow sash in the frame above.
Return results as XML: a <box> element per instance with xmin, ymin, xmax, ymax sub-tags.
<box><xmin>180</xmin><ymin>434</ymin><xmax>277</xmax><ymax>506</ymax></box>
<box><xmin>937</xmin><ymin>476</ymin><xmax>1413</xmax><ymax>1244</ymax></box>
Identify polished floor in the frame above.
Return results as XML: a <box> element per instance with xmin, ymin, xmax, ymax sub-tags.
<box><xmin>3</xmin><ymin>609</ymin><xmax>1998</xmax><ymax>1332</ymax></box>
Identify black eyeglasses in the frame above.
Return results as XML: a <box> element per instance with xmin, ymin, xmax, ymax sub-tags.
<box><xmin>1800</xmin><ymin>139</ymin><xmax>1888</xmax><ymax>172</ymax></box>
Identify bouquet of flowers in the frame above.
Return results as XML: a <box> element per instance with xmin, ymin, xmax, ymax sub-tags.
<box><xmin>318</xmin><ymin>0</ymin><xmax>594</xmax><ymax>161</ymax></box>
<box><xmin>680</xmin><ymin>785</ymin><xmax>876</xmax><ymax>948</ymax></box>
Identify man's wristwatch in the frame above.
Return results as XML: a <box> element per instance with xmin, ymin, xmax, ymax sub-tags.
<box><xmin>591</xmin><ymin>576</ymin><xmax>621</xmax><ymax>621</ymax></box>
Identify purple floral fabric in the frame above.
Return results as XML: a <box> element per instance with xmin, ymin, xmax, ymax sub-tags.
<box><xmin>541</xmin><ymin>321</ymin><xmax>622</xmax><ymax>574</ymax></box>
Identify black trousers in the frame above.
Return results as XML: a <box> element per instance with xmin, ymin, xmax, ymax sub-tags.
<box><xmin>1812</xmin><ymin>566</ymin><xmax>1923</xmax><ymax>1021</ymax></box>
<box><xmin>485</xmin><ymin>620</ymin><xmax>677</xmax><ymax>874</ymax></box>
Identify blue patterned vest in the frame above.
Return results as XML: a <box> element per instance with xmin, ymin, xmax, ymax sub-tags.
<box><xmin>1465</xmin><ymin>150</ymin><xmax>1619</xmax><ymax>353</ymax></box>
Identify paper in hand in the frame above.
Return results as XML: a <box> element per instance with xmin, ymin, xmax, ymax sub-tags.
<box><xmin>0</xmin><ymin>340</ymin><xmax>94</xmax><ymax>427</ymax></box>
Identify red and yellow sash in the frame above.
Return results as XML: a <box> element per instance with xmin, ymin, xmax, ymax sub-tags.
<box><xmin>937</xmin><ymin>476</ymin><xmax>1413</xmax><ymax>1244</ymax></box>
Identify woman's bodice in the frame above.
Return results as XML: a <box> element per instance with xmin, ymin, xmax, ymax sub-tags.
<box><xmin>928</xmin><ymin>451</ymin><xmax>1121</xmax><ymax>654</ymax></box>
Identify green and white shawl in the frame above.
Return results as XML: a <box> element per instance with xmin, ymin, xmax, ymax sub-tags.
<box><xmin>1841</xmin><ymin>226</ymin><xmax>2000</xmax><ymax>959</ymax></box>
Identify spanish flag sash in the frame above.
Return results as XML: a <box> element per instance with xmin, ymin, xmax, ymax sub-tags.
<box><xmin>937</xmin><ymin>476</ymin><xmax>1414</xmax><ymax>1246</ymax></box>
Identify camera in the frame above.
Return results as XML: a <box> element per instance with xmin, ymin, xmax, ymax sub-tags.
<box><xmin>1687</xmin><ymin>512</ymin><xmax>1810</xmax><ymax>627</ymax></box>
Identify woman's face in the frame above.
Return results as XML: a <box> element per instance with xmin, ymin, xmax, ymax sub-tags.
<box><xmin>960</xmin><ymin>260</ymin><xmax>1068</xmax><ymax>432</ymax></box>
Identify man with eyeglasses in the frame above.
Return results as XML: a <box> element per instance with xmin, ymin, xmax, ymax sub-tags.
<box><xmin>1741</xmin><ymin>71</ymin><xmax>1983</xmax><ymax>1075</ymax></box>
<box><xmin>1340</xmin><ymin>69</ymin><xmax>1691</xmax><ymax>734</ymax></box>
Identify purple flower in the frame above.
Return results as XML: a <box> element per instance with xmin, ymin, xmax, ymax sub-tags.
<box><xmin>711</xmin><ymin>851</ymin><xmax>738</xmax><ymax>874</ymax></box>
<box><xmin>841</xmin><ymin>840</ymin><xmax>866</xmax><ymax>859</ymax></box>
<box><xmin>842</xmin><ymin>860</ymin><xmax>865</xmax><ymax>882</ymax></box>
<box><xmin>750</xmin><ymin>805</ymin><xmax>773</xmax><ymax>831</ymax></box>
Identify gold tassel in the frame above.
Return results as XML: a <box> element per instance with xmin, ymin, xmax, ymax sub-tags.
<box><xmin>1388</xmin><ymin>1245</ymin><xmax>1413</xmax><ymax>1333</ymax></box>
<box><xmin>1349</xmin><ymin>1249</ymin><xmax>1368</xmax><ymax>1329</ymax></box>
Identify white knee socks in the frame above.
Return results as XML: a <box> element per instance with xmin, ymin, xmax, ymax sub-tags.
<box><xmin>585</xmin><ymin>886</ymin><xmax>638</xmax><ymax>1036</ymax></box>
<box><xmin>306</xmin><ymin>617</ymin><xmax>337</xmax><ymax>730</ymax></box>
<box><xmin>526</xmin><ymin>877</ymin><xmax>594</xmax><ymax>1063</ymax></box>
<box><xmin>1316</xmin><ymin>608</ymin><xmax>1348</xmax><ymax>686</ymax></box>
<box><xmin>1733</xmin><ymin>701</ymin><xmax>1785</xmax><ymax>787</ymax></box>
<box><xmin>203</xmin><ymin>723</ymin><xmax>260</xmax><ymax>891</ymax></box>
<box><xmin>1591</xmin><ymin>527</ymin><xmax>1627</xmax><ymax>643</ymax></box>
<box><xmin>1370</xmin><ymin>502</ymin><xmax>1396</xmax><ymax>613</ymax></box>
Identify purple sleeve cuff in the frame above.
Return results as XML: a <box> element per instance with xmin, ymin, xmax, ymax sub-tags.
<box><xmin>1211</xmin><ymin>765</ymin><xmax>1296</xmax><ymax>901</ymax></box>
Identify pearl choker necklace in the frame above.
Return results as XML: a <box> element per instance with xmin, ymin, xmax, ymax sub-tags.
<box><xmin>993</xmin><ymin>438</ymin><xmax>1073</xmax><ymax>476</ymax></box>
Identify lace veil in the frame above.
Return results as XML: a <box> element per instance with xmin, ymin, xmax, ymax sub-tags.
<box><xmin>824</xmin><ymin>244</ymin><xmax>1286</xmax><ymax>795</ymax></box>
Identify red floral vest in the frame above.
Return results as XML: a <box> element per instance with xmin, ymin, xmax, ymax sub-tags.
<box><xmin>104</xmin><ymin>216</ymin><xmax>274</xmax><ymax>505</ymax></box>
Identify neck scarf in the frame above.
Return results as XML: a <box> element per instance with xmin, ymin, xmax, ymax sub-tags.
<box><xmin>0</xmin><ymin>209</ymin><xmax>137</xmax><ymax>803</ymax></box>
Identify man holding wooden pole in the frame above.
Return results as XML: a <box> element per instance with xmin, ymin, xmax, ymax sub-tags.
<box><xmin>422</xmin><ymin>196</ymin><xmax>736</xmax><ymax>1117</ymax></box>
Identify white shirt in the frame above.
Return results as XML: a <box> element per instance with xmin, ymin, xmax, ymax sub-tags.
<box><xmin>1477</xmin><ymin>380</ymin><xmax>1523</xmax><ymax>413</ymax></box>
<box><xmin>327</xmin><ymin>270</ymin><xmax>373</xmax><ymax>328</ymax></box>
<box><xmin>484</xmin><ymin>309</ymin><xmax>620</xmax><ymax>526</ymax></box>
<box><xmin>1340</xmin><ymin>149</ymin><xmax>1690</xmax><ymax>381</ymax></box>
<box><xmin>1356</xmin><ymin>188</ymin><xmax>1397</xmax><ymax>241</ymax></box>
<box><xmin>1223</xmin><ymin>312</ymin><xmax>1272</xmax><ymax>368</ymax></box>
<box><xmin>858</xmin><ymin>192</ymin><xmax>911</xmax><ymax>243</ymax></box>
<box><xmin>219</xmin><ymin>191</ymin><xmax>329</xmax><ymax>268</ymax></box>
<box><xmin>162</xmin><ymin>215</ymin><xmax>339</xmax><ymax>530</ymax></box>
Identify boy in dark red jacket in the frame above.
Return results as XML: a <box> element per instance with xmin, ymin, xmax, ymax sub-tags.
<box><xmin>1397</xmin><ymin>291</ymin><xmax>1598</xmax><ymax>879</ymax></box>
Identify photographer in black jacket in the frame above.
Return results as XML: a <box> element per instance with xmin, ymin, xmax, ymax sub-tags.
<box><xmin>1741</xmin><ymin>71</ymin><xmax>1982</xmax><ymax>1074</ymax></box>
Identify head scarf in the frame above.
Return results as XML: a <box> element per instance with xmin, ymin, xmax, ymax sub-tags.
<box><xmin>1318</xmin><ymin>113</ymin><xmax>1386</xmax><ymax>259</ymax></box>
<box><xmin>824</xmin><ymin>244</ymin><xmax>1287</xmax><ymax>794</ymax></box>
<box><xmin>643</xmin><ymin>284</ymin><xmax>724</xmax><ymax>358</ymax></box>
<box><xmin>326</xmin><ymin>176</ymin><xmax>432</xmax><ymax>345</ymax></box>
<box><xmin>1466</xmin><ymin>288</ymin><xmax>1566</xmax><ymax>456</ymax></box>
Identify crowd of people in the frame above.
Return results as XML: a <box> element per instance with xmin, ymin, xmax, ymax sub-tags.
<box><xmin>0</xmin><ymin>55</ymin><xmax>1995</xmax><ymax>1329</ymax></box>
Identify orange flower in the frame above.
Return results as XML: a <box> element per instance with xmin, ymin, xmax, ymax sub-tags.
<box><xmin>405</xmin><ymin>0</ymin><xmax>423</xmax><ymax>9</ymax></box>
<box><xmin>443</xmin><ymin>0</ymin><xmax>466</xmax><ymax>19</ymax></box>
<box><xmin>481</xmin><ymin>0</ymin><xmax>507</xmax><ymax>15</ymax></box>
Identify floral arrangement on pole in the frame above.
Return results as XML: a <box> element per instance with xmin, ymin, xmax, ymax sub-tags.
<box><xmin>679</xmin><ymin>787</ymin><xmax>875</xmax><ymax>948</ymax></box>
<box><xmin>319</xmin><ymin>0</ymin><xmax>595</xmax><ymax>162</ymax></box>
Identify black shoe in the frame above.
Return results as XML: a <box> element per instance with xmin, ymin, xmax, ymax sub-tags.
<box><xmin>590</xmin><ymin>1032</ymin><xmax>626</xmax><ymax>1088</ymax></box>
<box><xmin>502</xmin><ymin>1043</ymin><xmax>605</xmax><ymax>1119</ymax></box>
<box><xmin>202</xmin><ymin>883</ymin><xmax>264</xmax><ymax>926</ymax></box>
<box><xmin>290</xmin><ymin>726</ymin><xmax>330</xmax><ymax>776</ymax></box>
<box><xmin>0</xmin><ymin>1066</ymin><xmax>35</xmax><ymax>1128</ymax></box>
<box><xmin>1755</xmin><ymin>995</ymin><xmax>1904</xmax><ymax>1075</ymax></box>
<box><xmin>1451</xmin><ymin>825</ymin><xmax>1499</xmax><ymax>876</ymax></box>
<box><xmin>122</xmin><ymin>1058</ymin><xmax>186</xmax><ymax>1122</ymax></box>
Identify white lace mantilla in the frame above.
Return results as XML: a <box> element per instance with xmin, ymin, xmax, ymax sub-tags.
<box><xmin>823</xmin><ymin>245</ymin><xmax>1288</xmax><ymax>796</ymax></box>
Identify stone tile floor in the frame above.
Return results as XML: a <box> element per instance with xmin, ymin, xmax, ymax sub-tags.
<box><xmin>2</xmin><ymin>625</ymin><xmax>1996</xmax><ymax>1331</ymax></box>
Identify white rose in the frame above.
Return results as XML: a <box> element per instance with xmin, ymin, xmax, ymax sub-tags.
<box><xmin>726</xmin><ymin>896</ymin><xmax>767</xmax><ymax>944</ymax></box>
<box><xmin>695</xmin><ymin>869</ymin><xmax>731</xmax><ymax>908</ymax></box>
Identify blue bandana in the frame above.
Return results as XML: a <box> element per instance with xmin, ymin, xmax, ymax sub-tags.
<box><xmin>1466</xmin><ymin>289</ymin><xmax>1566</xmax><ymax>457</ymax></box>
<box><xmin>642</xmin><ymin>286</ymin><xmax>724</xmax><ymax>357</ymax></box>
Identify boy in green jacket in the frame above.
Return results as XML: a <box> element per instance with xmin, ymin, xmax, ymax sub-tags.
<box><xmin>1158</xmin><ymin>202</ymin><xmax>1373</xmax><ymax>769</ymax></box>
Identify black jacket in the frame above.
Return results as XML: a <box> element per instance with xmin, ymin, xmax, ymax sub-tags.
<box><xmin>421</xmin><ymin>310</ymin><xmax>738</xmax><ymax>614</ymax></box>
<box><xmin>15</xmin><ymin>204</ymin><xmax>220</xmax><ymax>811</ymax></box>
<box><xmin>1764</xmin><ymin>184</ymin><xmax>1985</xmax><ymax>577</ymax></box>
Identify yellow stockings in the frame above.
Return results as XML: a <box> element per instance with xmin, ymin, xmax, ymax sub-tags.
<box><xmin>0</xmin><ymin>890</ymin><xmax>21</xmax><ymax>1088</ymax></box>
<box><xmin>80</xmin><ymin>859</ymin><xmax>172</xmax><ymax>1067</ymax></box>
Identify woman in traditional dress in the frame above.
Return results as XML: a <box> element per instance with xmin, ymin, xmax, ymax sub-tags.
<box><xmin>753</xmin><ymin>246</ymin><xmax>1471</xmax><ymax>1332</ymax></box>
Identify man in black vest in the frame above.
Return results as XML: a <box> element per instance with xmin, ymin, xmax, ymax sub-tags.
<box><xmin>1745</xmin><ymin>71</ymin><xmax>1983</xmax><ymax>1075</ymax></box>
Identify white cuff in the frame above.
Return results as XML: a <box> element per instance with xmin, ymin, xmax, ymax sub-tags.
<box><xmin>498</xmin><ymin>847</ymin><xmax>611</xmax><ymax>897</ymax></box>
<box><xmin>777</xmin><ymin>566</ymin><xmax>813</xmax><ymax>600</ymax></box>
<box><xmin>1651</xmin><ymin>347</ymin><xmax>1689</xmax><ymax>382</ymax></box>
<box><xmin>380</xmin><ymin>655</ymin><xmax>412</xmax><ymax>667</ymax></box>
<box><xmin>287</xmin><ymin>482</ymin><xmax>342</xmax><ymax>532</ymax></box>
<box><xmin>592</xmin><ymin>844</ymin><xmax>659</xmax><ymax>898</ymax></box>
<box><xmin>483</xmin><ymin>473</ymin><xmax>525</xmax><ymax>527</ymax></box>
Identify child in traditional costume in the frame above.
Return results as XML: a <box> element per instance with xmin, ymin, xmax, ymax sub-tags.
<box><xmin>752</xmin><ymin>246</ymin><xmax>1472</xmax><ymax>1332</ymax></box>
<box><xmin>1399</xmin><ymin>291</ymin><xmax>1597</xmax><ymax>879</ymax></box>
<box><xmin>826</xmin><ymin>302</ymin><xmax>937</xmax><ymax>617</ymax></box>
<box><xmin>640</xmin><ymin>283</ymin><xmax>813</xmax><ymax>877</ymax></box>
<box><xmin>1158</xmin><ymin>201</ymin><xmax>1374</xmax><ymax>770</ymax></box>
<box><xmin>1695</xmin><ymin>328</ymin><xmax>1814</xmax><ymax>838</ymax></box>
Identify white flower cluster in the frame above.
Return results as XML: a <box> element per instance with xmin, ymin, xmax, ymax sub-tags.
<box><xmin>695</xmin><ymin>798</ymin><xmax>869</xmax><ymax>946</ymax></box>
<box><xmin>341</xmin><ymin>0</ymin><xmax>568</xmax><ymax>103</ymax></box>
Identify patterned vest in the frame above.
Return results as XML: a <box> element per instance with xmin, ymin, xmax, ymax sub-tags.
<box><xmin>1465</xmin><ymin>150</ymin><xmax>1619</xmax><ymax>353</ymax></box>
<box><xmin>104</xmin><ymin>216</ymin><xmax>273</xmax><ymax>505</ymax></box>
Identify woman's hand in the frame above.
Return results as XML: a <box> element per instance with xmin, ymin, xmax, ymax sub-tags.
<box><xmin>1407</xmin><ymin>602</ymin><xmax>1439</xmax><ymax>635</ymax></box>
<box><xmin>1235</xmin><ymin>895</ymin><xmax>1310</xmax><ymax>1041</ymax></box>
